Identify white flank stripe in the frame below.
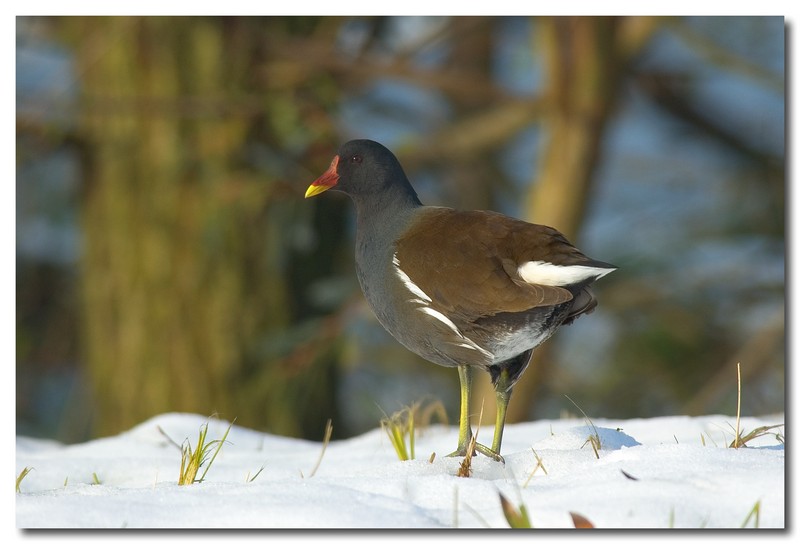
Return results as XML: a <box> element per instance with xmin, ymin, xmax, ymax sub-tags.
<box><xmin>392</xmin><ymin>254</ymin><xmax>432</xmax><ymax>304</ymax></box>
<box><xmin>418</xmin><ymin>306</ymin><xmax>462</xmax><ymax>336</ymax></box>
<box><xmin>418</xmin><ymin>307</ymin><xmax>493</xmax><ymax>359</ymax></box>
<box><xmin>452</xmin><ymin>341</ymin><xmax>494</xmax><ymax>359</ymax></box>
<box><xmin>518</xmin><ymin>261</ymin><xmax>614</xmax><ymax>287</ymax></box>
<box><xmin>393</xmin><ymin>253</ymin><xmax>492</xmax><ymax>360</ymax></box>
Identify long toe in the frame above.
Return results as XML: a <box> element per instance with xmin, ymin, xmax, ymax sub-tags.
<box><xmin>474</xmin><ymin>442</ymin><xmax>505</xmax><ymax>464</ymax></box>
<box><xmin>446</xmin><ymin>442</ymin><xmax>504</xmax><ymax>463</ymax></box>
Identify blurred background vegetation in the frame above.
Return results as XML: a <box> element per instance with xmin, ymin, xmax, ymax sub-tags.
<box><xmin>16</xmin><ymin>16</ymin><xmax>784</xmax><ymax>443</ymax></box>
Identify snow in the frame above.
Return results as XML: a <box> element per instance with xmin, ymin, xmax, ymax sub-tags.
<box><xmin>15</xmin><ymin>412</ymin><xmax>784</xmax><ymax>530</ymax></box>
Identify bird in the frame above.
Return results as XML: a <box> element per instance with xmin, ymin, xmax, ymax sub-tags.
<box><xmin>305</xmin><ymin>139</ymin><xmax>616</xmax><ymax>462</ymax></box>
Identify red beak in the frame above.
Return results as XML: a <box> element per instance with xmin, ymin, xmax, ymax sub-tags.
<box><xmin>305</xmin><ymin>155</ymin><xmax>340</xmax><ymax>198</ymax></box>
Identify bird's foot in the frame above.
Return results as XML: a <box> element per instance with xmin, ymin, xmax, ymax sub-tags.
<box><xmin>446</xmin><ymin>443</ymin><xmax>505</xmax><ymax>464</ymax></box>
<box><xmin>474</xmin><ymin>442</ymin><xmax>505</xmax><ymax>463</ymax></box>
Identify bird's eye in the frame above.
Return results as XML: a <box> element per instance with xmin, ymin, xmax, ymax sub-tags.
<box><xmin>350</xmin><ymin>154</ymin><xmax>363</xmax><ymax>164</ymax></box>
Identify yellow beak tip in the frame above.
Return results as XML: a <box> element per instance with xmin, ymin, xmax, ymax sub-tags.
<box><xmin>304</xmin><ymin>184</ymin><xmax>329</xmax><ymax>199</ymax></box>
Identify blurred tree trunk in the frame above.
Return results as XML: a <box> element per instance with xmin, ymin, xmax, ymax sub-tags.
<box><xmin>441</xmin><ymin>17</ymin><xmax>498</xmax><ymax>211</ymax></box>
<box><xmin>473</xmin><ymin>16</ymin><xmax>658</xmax><ymax>425</ymax></box>
<box><xmin>59</xmin><ymin>16</ymin><xmax>343</xmax><ymax>438</ymax></box>
<box><xmin>510</xmin><ymin>17</ymin><xmax>619</xmax><ymax>424</ymax></box>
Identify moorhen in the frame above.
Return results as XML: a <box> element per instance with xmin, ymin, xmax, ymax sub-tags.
<box><xmin>305</xmin><ymin>139</ymin><xmax>615</xmax><ymax>462</ymax></box>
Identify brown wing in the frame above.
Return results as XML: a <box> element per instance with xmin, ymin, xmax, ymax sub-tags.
<box><xmin>394</xmin><ymin>208</ymin><xmax>579</xmax><ymax>319</ymax></box>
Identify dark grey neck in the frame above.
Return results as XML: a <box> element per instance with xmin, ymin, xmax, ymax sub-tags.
<box><xmin>350</xmin><ymin>182</ymin><xmax>422</xmax><ymax>244</ymax></box>
<box><xmin>349</xmin><ymin>183</ymin><xmax>422</xmax><ymax>294</ymax></box>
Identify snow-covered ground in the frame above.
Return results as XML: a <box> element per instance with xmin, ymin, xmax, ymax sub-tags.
<box><xmin>15</xmin><ymin>412</ymin><xmax>784</xmax><ymax>529</ymax></box>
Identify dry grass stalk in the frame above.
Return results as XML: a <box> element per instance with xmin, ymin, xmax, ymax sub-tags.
<box><xmin>307</xmin><ymin>418</ymin><xmax>333</xmax><ymax>478</ymax></box>
<box><xmin>456</xmin><ymin>402</ymin><xmax>484</xmax><ymax>478</ymax></box>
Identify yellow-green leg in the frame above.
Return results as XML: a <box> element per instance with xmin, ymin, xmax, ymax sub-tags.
<box><xmin>485</xmin><ymin>366</ymin><xmax>515</xmax><ymax>461</ymax></box>
<box><xmin>447</xmin><ymin>365</ymin><xmax>474</xmax><ymax>457</ymax></box>
<box><xmin>491</xmin><ymin>384</ymin><xmax>512</xmax><ymax>455</ymax></box>
<box><xmin>446</xmin><ymin>365</ymin><xmax>506</xmax><ymax>463</ymax></box>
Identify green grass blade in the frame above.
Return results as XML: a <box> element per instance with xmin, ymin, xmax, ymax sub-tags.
<box><xmin>198</xmin><ymin>419</ymin><xmax>235</xmax><ymax>484</ymax></box>
<box><xmin>16</xmin><ymin>467</ymin><xmax>33</xmax><ymax>493</ymax></box>
<box><xmin>740</xmin><ymin>500</ymin><xmax>761</xmax><ymax>528</ymax></box>
<box><xmin>408</xmin><ymin>407</ymin><xmax>415</xmax><ymax>461</ymax></box>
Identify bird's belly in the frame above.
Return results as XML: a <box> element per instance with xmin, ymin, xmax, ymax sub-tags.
<box><xmin>482</xmin><ymin>324</ymin><xmax>554</xmax><ymax>364</ymax></box>
<box><xmin>363</xmin><ymin>291</ymin><xmax>489</xmax><ymax>368</ymax></box>
<box><xmin>383</xmin><ymin>304</ymin><xmax>566</xmax><ymax>370</ymax></box>
<box><xmin>471</xmin><ymin>304</ymin><xmax>572</xmax><ymax>365</ymax></box>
